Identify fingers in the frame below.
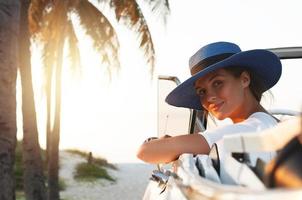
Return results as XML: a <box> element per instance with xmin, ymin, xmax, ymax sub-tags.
<box><xmin>142</xmin><ymin>135</ymin><xmax>172</xmax><ymax>145</ymax></box>
<box><xmin>143</xmin><ymin>137</ymin><xmax>158</xmax><ymax>143</ymax></box>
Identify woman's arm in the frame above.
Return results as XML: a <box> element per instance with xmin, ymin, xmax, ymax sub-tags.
<box><xmin>136</xmin><ymin>133</ymin><xmax>210</xmax><ymax>164</ymax></box>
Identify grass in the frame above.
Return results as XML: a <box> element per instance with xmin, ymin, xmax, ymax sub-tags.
<box><xmin>14</xmin><ymin>141</ymin><xmax>67</xmax><ymax>192</ymax></box>
<box><xmin>16</xmin><ymin>191</ymin><xmax>25</xmax><ymax>200</ymax></box>
<box><xmin>66</xmin><ymin>149</ymin><xmax>117</xmax><ymax>182</ymax></box>
<box><xmin>59</xmin><ymin>178</ymin><xmax>67</xmax><ymax>191</ymax></box>
<box><xmin>14</xmin><ymin>141</ymin><xmax>48</xmax><ymax>190</ymax></box>
<box><xmin>15</xmin><ymin>143</ymin><xmax>116</xmax><ymax>193</ymax></box>
<box><xmin>66</xmin><ymin>149</ymin><xmax>117</xmax><ymax>170</ymax></box>
<box><xmin>16</xmin><ymin>191</ymin><xmax>69</xmax><ymax>200</ymax></box>
<box><xmin>14</xmin><ymin>142</ymin><xmax>24</xmax><ymax>190</ymax></box>
<box><xmin>74</xmin><ymin>162</ymin><xmax>115</xmax><ymax>182</ymax></box>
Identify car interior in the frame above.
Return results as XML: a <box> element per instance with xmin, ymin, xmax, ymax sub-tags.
<box><xmin>147</xmin><ymin>47</ymin><xmax>302</xmax><ymax>199</ymax></box>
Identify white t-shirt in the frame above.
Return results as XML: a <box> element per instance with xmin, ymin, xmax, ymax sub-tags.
<box><xmin>201</xmin><ymin>112</ymin><xmax>278</xmax><ymax>165</ymax></box>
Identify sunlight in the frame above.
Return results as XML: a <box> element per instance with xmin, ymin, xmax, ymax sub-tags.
<box><xmin>17</xmin><ymin>0</ymin><xmax>302</xmax><ymax>165</ymax></box>
<box><xmin>25</xmin><ymin>23</ymin><xmax>158</xmax><ymax>163</ymax></box>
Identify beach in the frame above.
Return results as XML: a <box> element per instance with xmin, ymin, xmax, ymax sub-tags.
<box><xmin>60</xmin><ymin>151</ymin><xmax>155</xmax><ymax>200</ymax></box>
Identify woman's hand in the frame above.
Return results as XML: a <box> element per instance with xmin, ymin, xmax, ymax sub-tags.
<box><xmin>143</xmin><ymin>137</ymin><xmax>158</xmax><ymax>143</ymax></box>
<box><xmin>160</xmin><ymin>135</ymin><xmax>172</xmax><ymax>139</ymax></box>
<box><xmin>143</xmin><ymin>135</ymin><xmax>171</xmax><ymax>144</ymax></box>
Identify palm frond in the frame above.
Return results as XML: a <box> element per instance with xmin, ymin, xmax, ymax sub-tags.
<box><xmin>66</xmin><ymin>19</ymin><xmax>82</xmax><ymax>79</ymax></box>
<box><xmin>143</xmin><ymin>0</ymin><xmax>170</xmax><ymax>24</ymax></box>
<box><xmin>138</xmin><ymin>22</ymin><xmax>155</xmax><ymax>73</ymax></box>
<box><xmin>38</xmin><ymin>1</ymin><xmax>68</xmax><ymax>89</ymax></box>
<box><xmin>41</xmin><ymin>39</ymin><xmax>56</xmax><ymax>94</ymax></box>
<box><xmin>110</xmin><ymin>0</ymin><xmax>138</xmax><ymax>24</ymax></box>
<box><xmin>74</xmin><ymin>0</ymin><xmax>120</xmax><ymax>70</ymax></box>
<box><xmin>110</xmin><ymin>0</ymin><xmax>155</xmax><ymax>73</ymax></box>
<box><xmin>28</xmin><ymin>0</ymin><xmax>52</xmax><ymax>35</ymax></box>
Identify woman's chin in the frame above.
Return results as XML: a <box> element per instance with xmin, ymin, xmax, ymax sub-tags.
<box><xmin>212</xmin><ymin>112</ymin><xmax>227</xmax><ymax>121</ymax></box>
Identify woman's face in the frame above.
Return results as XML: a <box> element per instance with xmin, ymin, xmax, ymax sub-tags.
<box><xmin>194</xmin><ymin>68</ymin><xmax>250</xmax><ymax>121</ymax></box>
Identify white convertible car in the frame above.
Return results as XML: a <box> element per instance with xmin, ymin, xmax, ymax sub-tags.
<box><xmin>143</xmin><ymin>47</ymin><xmax>302</xmax><ymax>200</ymax></box>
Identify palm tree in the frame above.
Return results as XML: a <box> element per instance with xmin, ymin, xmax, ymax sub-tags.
<box><xmin>28</xmin><ymin>0</ymin><xmax>169</xmax><ymax>199</ymax></box>
<box><xmin>19</xmin><ymin>0</ymin><xmax>47</xmax><ymax>199</ymax></box>
<box><xmin>0</xmin><ymin>0</ymin><xmax>20</xmax><ymax>199</ymax></box>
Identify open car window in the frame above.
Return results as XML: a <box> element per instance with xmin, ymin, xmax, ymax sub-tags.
<box><xmin>150</xmin><ymin>48</ymin><xmax>302</xmax><ymax>200</ymax></box>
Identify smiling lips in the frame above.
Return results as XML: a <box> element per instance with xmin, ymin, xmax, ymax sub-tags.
<box><xmin>210</xmin><ymin>102</ymin><xmax>224</xmax><ymax>112</ymax></box>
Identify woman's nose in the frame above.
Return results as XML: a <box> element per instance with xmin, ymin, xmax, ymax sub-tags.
<box><xmin>206</xmin><ymin>90</ymin><xmax>217</xmax><ymax>103</ymax></box>
<box><xmin>201</xmin><ymin>91</ymin><xmax>216</xmax><ymax>108</ymax></box>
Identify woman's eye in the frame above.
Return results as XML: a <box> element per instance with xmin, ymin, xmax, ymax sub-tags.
<box><xmin>213</xmin><ymin>80</ymin><xmax>222</xmax><ymax>87</ymax></box>
<box><xmin>196</xmin><ymin>88</ymin><xmax>205</xmax><ymax>96</ymax></box>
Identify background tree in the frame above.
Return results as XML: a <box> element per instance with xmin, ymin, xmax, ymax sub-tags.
<box><xmin>28</xmin><ymin>0</ymin><xmax>169</xmax><ymax>199</ymax></box>
<box><xmin>0</xmin><ymin>0</ymin><xmax>20</xmax><ymax>199</ymax></box>
<box><xmin>19</xmin><ymin>0</ymin><xmax>47</xmax><ymax>199</ymax></box>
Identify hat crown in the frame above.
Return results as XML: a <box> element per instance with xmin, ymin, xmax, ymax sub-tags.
<box><xmin>189</xmin><ymin>42</ymin><xmax>241</xmax><ymax>70</ymax></box>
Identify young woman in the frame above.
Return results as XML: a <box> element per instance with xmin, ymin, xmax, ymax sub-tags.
<box><xmin>137</xmin><ymin>41</ymin><xmax>282</xmax><ymax>165</ymax></box>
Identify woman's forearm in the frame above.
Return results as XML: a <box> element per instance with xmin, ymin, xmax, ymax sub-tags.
<box><xmin>136</xmin><ymin>134</ymin><xmax>210</xmax><ymax>164</ymax></box>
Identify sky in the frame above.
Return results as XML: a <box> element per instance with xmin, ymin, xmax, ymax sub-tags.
<box><xmin>17</xmin><ymin>0</ymin><xmax>302</xmax><ymax>163</ymax></box>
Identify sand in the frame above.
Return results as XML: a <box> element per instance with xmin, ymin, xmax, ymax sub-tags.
<box><xmin>59</xmin><ymin>151</ymin><xmax>155</xmax><ymax>200</ymax></box>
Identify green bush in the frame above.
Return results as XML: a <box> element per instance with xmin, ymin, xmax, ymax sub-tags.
<box><xmin>94</xmin><ymin>157</ymin><xmax>117</xmax><ymax>170</ymax></box>
<box><xmin>14</xmin><ymin>141</ymin><xmax>24</xmax><ymax>190</ymax></box>
<box><xmin>66</xmin><ymin>149</ymin><xmax>117</xmax><ymax>170</ymax></box>
<box><xmin>15</xmin><ymin>143</ymin><xmax>116</xmax><ymax>191</ymax></box>
<box><xmin>59</xmin><ymin>178</ymin><xmax>67</xmax><ymax>191</ymax></box>
<box><xmin>16</xmin><ymin>191</ymin><xmax>25</xmax><ymax>200</ymax></box>
<box><xmin>14</xmin><ymin>141</ymin><xmax>66</xmax><ymax>191</ymax></box>
<box><xmin>65</xmin><ymin>149</ymin><xmax>87</xmax><ymax>158</ymax></box>
<box><xmin>14</xmin><ymin>141</ymin><xmax>47</xmax><ymax>190</ymax></box>
<box><xmin>74</xmin><ymin>162</ymin><xmax>115</xmax><ymax>182</ymax></box>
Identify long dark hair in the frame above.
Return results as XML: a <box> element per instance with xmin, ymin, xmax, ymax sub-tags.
<box><xmin>224</xmin><ymin>66</ymin><xmax>266</xmax><ymax>102</ymax></box>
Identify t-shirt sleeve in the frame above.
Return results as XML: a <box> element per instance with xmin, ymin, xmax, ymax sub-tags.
<box><xmin>200</xmin><ymin>122</ymin><xmax>258</xmax><ymax>148</ymax></box>
<box><xmin>199</xmin><ymin>112</ymin><xmax>278</xmax><ymax>148</ymax></box>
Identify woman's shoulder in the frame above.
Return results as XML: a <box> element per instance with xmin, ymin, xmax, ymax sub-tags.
<box><xmin>243</xmin><ymin>111</ymin><xmax>278</xmax><ymax>128</ymax></box>
<box><xmin>205</xmin><ymin>112</ymin><xmax>276</xmax><ymax>135</ymax></box>
<box><xmin>201</xmin><ymin>112</ymin><xmax>278</xmax><ymax>148</ymax></box>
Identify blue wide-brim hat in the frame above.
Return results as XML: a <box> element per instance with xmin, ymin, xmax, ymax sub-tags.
<box><xmin>165</xmin><ymin>41</ymin><xmax>282</xmax><ymax>110</ymax></box>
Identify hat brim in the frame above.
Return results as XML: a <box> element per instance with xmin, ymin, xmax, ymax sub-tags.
<box><xmin>165</xmin><ymin>49</ymin><xmax>282</xmax><ymax>110</ymax></box>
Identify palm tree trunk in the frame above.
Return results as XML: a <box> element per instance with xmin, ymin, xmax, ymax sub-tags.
<box><xmin>45</xmin><ymin>52</ymin><xmax>53</xmax><ymax>172</ymax></box>
<box><xmin>47</xmin><ymin>28</ymin><xmax>65</xmax><ymax>200</ymax></box>
<box><xmin>0</xmin><ymin>0</ymin><xmax>20</xmax><ymax>199</ymax></box>
<box><xmin>19</xmin><ymin>0</ymin><xmax>47</xmax><ymax>199</ymax></box>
